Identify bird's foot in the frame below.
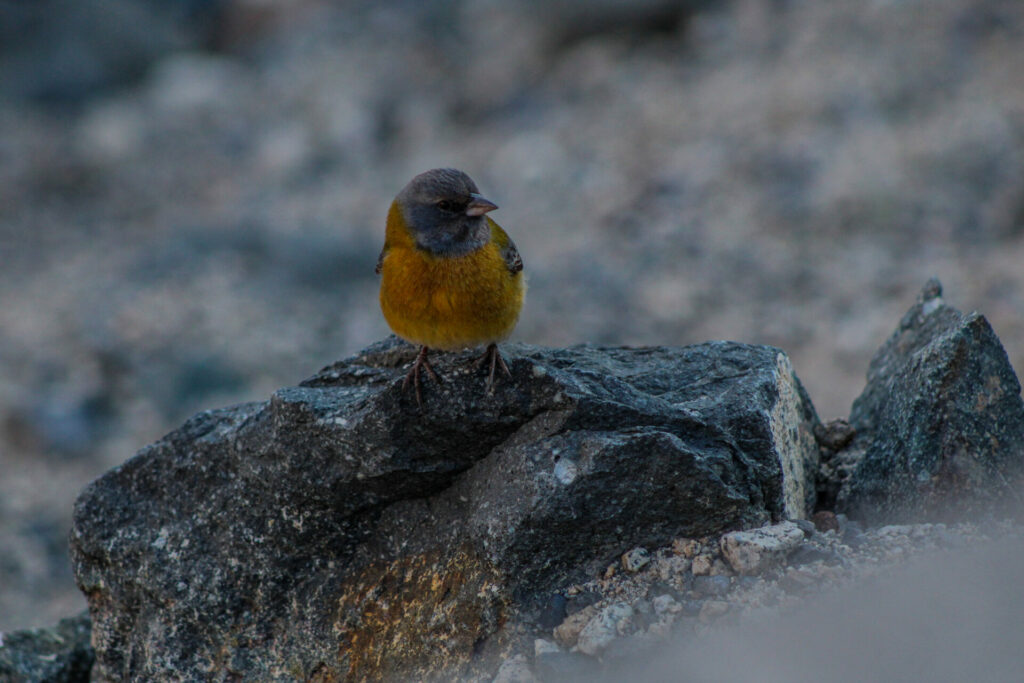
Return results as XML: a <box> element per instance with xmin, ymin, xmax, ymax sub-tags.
<box><xmin>402</xmin><ymin>346</ymin><xmax>440</xmax><ymax>407</ymax></box>
<box><xmin>474</xmin><ymin>343</ymin><xmax>512</xmax><ymax>392</ymax></box>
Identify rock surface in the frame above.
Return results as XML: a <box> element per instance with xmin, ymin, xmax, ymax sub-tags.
<box><xmin>0</xmin><ymin>611</ymin><xmax>93</xmax><ymax>683</ymax></box>
<box><xmin>70</xmin><ymin>338</ymin><xmax>819</xmax><ymax>681</ymax></box>
<box><xmin>720</xmin><ymin>521</ymin><xmax>806</xmax><ymax>574</ymax></box>
<box><xmin>832</xmin><ymin>280</ymin><xmax>1024</xmax><ymax>523</ymax></box>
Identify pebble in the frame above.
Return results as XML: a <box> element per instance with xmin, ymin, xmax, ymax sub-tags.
<box><xmin>622</xmin><ymin>547</ymin><xmax>651</xmax><ymax>572</ymax></box>
<box><xmin>576</xmin><ymin>603</ymin><xmax>634</xmax><ymax>655</ymax></box>
<box><xmin>691</xmin><ymin>553</ymin><xmax>714</xmax><ymax>575</ymax></box>
<box><xmin>793</xmin><ymin>518</ymin><xmax>817</xmax><ymax>536</ymax></box>
<box><xmin>553</xmin><ymin>605</ymin><xmax>597</xmax><ymax>648</ymax></box>
<box><xmin>655</xmin><ymin>554</ymin><xmax>691</xmax><ymax>581</ymax></box>
<box><xmin>492</xmin><ymin>654</ymin><xmax>535</xmax><ymax>683</ymax></box>
<box><xmin>673</xmin><ymin>538</ymin><xmax>700</xmax><ymax>558</ymax></box>
<box><xmin>536</xmin><ymin>594</ymin><xmax>567</xmax><ymax>630</ymax></box>
<box><xmin>720</xmin><ymin>521</ymin><xmax>805</xmax><ymax>574</ymax></box>
<box><xmin>652</xmin><ymin>594</ymin><xmax>682</xmax><ymax>616</ymax></box>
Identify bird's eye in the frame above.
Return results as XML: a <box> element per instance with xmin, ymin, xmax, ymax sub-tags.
<box><xmin>437</xmin><ymin>200</ymin><xmax>455</xmax><ymax>212</ymax></box>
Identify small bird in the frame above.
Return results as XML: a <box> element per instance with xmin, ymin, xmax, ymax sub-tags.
<box><xmin>376</xmin><ymin>168</ymin><xmax>525</xmax><ymax>405</ymax></box>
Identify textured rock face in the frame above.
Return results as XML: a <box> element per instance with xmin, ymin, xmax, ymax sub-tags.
<box><xmin>70</xmin><ymin>339</ymin><xmax>819</xmax><ymax>681</ymax></box>
<box><xmin>835</xmin><ymin>280</ymin><xmax>1024</xmax><ymax>523</ymax></box>
<box><xmin>0</xmin><ymin>612</ymin><xmax>93</xmax><ymax>683</ymax></box>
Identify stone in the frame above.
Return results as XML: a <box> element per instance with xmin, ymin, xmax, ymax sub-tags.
<box><xmin>536</xmin><ymin>594</ymin><xmax>568</xmax><ymax>630</ymax></box>
<box><xmin>836</xmin><ymin>280</ymin><xmax>1024</xmax><ymax>523</ymax></box>
<box><xmin>554</xmin><ymin>606</ymin><xmax>599</xmax><ymax>649</ymax></box>
<box><xmin>576</xmin><ymin>603</ymin><xmax>634</xmax><ymax>656</ymax></box>
<box><xmin>720</xmin><ymin>521</ymin><xmax>806</xmax><ymax>575</ymax></box>
<box><xmin>672</xmin><ymin>538</ymin><xmax>699</xmax><ymax>557</ymax></box>
<box><xmin>0</xmin><ymin>612</ymin><xmax>93</xmax><ymax>683</ymax></box>
<box><xmin>533</xmin><ymin>638</ymin><xmax>560</xmax><ymax>657</ymax></box>
<box><xmin>691</xmin><ymin>554</ymin><xmax>714</xmax><ymax>575</ymax></box>
<box><xmin>492</xmin><ymin>654</ymin><xmax>536</xmax><ymax>683</ymax></box>
<box><xmin>654</xmin><ymin>555</ymin><xmax>690</xmax><ymax>582</ymax></box>
<box><xmin>651</xmin><ymin>594</ymin><xmax>681</xmax><ymax>616</ymax></box>
<box><xmin>70</xmin><ymin>339</ymin><xmax>821</xmax><ymax>681</ymax></box>
<box><xmin>792</xmin><ymin>518</ymin><xmax>817</xmax><ymax>536</ymax></box>
<box><xmin>622</xmin><ymin>547</ymin><xmax>651</xmax><ymax>572</ymax></box>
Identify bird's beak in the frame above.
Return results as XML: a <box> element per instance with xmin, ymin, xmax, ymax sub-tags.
<box><xmin>465</xmin><ymin>193</ymin><xmax>498</xmax><ymax>217</ymax></box>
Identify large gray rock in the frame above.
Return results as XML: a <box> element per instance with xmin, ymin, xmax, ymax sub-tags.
<box><xmin>71</xmin><ymin>339</ymin><xmax>819</xmax><ymax>681</ymax></box>
<box><xmin>0</xmin><ymin>612</ymin><xmax>93</xmax><ymax>683</ymax></box>
<box><xmin>835</xmin><ymin>280</ymin><xmax>1024</xmax><ymax>523</ymax></box>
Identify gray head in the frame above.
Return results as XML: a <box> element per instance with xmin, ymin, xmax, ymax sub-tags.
<box><xmin>395</xmin><ymin>168</ymin><xmax>498</xmax><ymax>256</ymax></box>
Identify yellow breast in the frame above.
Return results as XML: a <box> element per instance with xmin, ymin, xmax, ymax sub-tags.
<box><xmin>378</xmin><ymin>205</ymin><xmax>525</xmax><ymax>351</ymax></box>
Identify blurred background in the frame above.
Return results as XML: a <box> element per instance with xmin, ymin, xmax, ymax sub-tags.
<box><xmin>2</xmin><ymin>0</ymin><xmax>1023</xmax><ymax>632</ymax></box>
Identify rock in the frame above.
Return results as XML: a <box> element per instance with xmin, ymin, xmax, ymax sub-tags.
<box><xmin>70</xmin><ymin>339</ymin><xmax>820</xmax><ymax>681</ymax></box>
<box><xmin>576</xmin><ymin>603</ymin><xmax>634</xmax><ymax>656</ymax></box>
<box><xmin>492</xmin><ymin>654</ymin><xmax>536</xmax><ymax>683</ymax></box>
<box><xmin>0</xmin><ymin>612</ymin><xmax>93</xmax><ymax>683</ymax></box>
<box><xmin>673</xmin><ymin>538</ymin><xmax>700</xmax><ymax>558</ymax></box>
<box><xmin>554</xmin><ymin>606</ymin><xmax>598</xmax><ymax>649</ymax></box>
<box><xmin>792</xmin><ymin>518</ymin><xmax>817</xmax><ymax>536</ymax></box>
<box><xmin>533</xmin><ymin>638</ymin><xmax>560</xmax><ymax>657</ymax></box>
<box><xmin>622</xmin><ymin>547</ymin><xmax>651</xmax><ymax>572</ymax></box>
<box><xmin>651</xmin><ymin>594</ymin><xmax>681</xmax><ymax>616</ymax></box>
<box><xmin>653</xmin><ymin>555</ymin><xmax>690</xmax><ymax>583</ymax></box>
<box><xmin>814</xmin><ymin>419</ymin><xmax>856</xmax><ymax>451</ymax></box>
<box><xmin>691</xmin><ymin>554</ymin><xmax>714</xmax><ymax>575</ymax></box>
<box><xmin>720</xmin><ymin>521</ymin><xmax>806</xmax><ymax>575</ymax></box>
<box><xmin>836</xmin><ymin>280</ymin><xmax>1024</xmax><ymax>523</ymax></box>
<box><xmin>536</xmin><ymin>593</ymin><xmax>568</xmax><ymax>630</ymax></box>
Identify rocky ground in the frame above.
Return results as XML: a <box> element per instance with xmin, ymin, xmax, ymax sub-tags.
<box><xmin>494</xmin><ymin>515</ymin><xmax>1024</xmax><ymax>682</ymax></box>
<box><xmin>2</xmin><ymin>0</ymin><xmax>1024</xmax><ymax>636</ymax></box>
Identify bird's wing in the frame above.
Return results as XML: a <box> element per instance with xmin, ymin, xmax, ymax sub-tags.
<box><xmin>489</xmin><ymin>219</ymin><xmax>523</xmax><ymax>274</ymax></box>
<box><xmin>374</xmin><ymin>245</ymin><xmax>387</xmax><ymax>275</ymax></box>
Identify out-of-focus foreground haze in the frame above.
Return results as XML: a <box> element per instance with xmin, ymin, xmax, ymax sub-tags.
<box><xmin>624</xmin><ymin>537</ymin><xmax>1024</xmax><ymax>683</ymax></box>
<box><xmin>1</xmin><ymin>0</ymin><xmax>1023</xmax><ymax>638</ymax></box>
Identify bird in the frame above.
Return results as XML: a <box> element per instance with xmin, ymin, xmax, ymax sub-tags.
<box><xmin>376</xmin><ymin>168</ymin><xmax>525</xmax><ymax>405</ymax></box>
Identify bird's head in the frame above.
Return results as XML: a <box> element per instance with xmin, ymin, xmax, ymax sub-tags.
<box><xmin>394</xmin><ymin>168</ymin><xmax>498</xmax><ymax>256</ymax></box>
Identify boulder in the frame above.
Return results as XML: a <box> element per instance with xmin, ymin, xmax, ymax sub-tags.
<box><xmin>0</xmin><ymin>612</ymin><xmax>93</xmax><ymax>683</ymax></box>
<box><xmin>835</xmin><ymin>279</ymin><xmax>1024</xmax><ymax>523</ymax></box>
<box><xmin>71</xmin><ymin>339</ymin><xmax>820</xmax><ymax>681</ymax></box>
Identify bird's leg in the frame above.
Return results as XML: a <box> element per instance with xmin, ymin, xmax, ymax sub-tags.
<box><xmin>402</xmin><ymin>346</ymin><xmax>440</xmax><ymax>406</ymax></box>
<box><xmin>475</xmin><ymin>343</ymin><xmax>512</xmax><ymax>391</ymax></box>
